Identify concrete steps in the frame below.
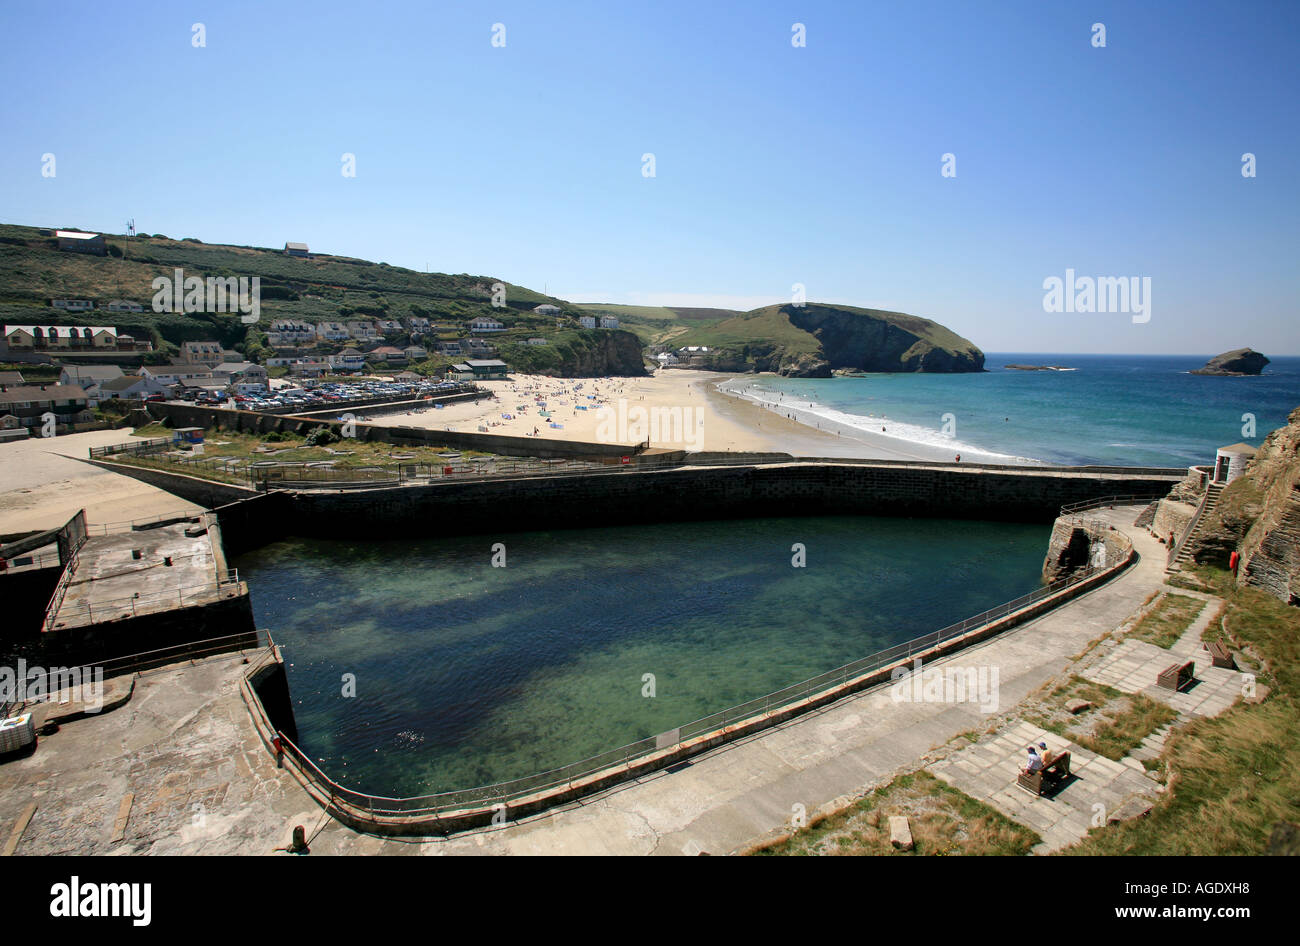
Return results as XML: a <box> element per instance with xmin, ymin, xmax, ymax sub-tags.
<box><xmin>1166</xmin><ymin>483</ymin><xmax>1224</xmax><ymax>572</ymax></box>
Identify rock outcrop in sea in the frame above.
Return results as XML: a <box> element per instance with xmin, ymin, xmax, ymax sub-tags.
<box><xmin>1190</xmin><ymin>348</ymin><xmax>1270</xmax><ymax>376</ymax></box>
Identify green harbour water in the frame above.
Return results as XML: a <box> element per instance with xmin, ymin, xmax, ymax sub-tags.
<box><xmin>236</xmin><ymin>515</ymin><xmax>1051</xmax><ymax>797</ymax></box>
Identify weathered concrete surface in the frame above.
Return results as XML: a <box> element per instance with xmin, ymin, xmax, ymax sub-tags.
<box><xmin>0</xmin><ymin>429</ymin><xmax>201</xmax><ymax>534</ymax></box>
<box><xmin>48</xmin><ymin>521</ymin><xmax>220</xmax><ymax>631</ymax></box>
<box><xmin>2</xmin><ymin>506</ymin><xmax>1173</xmax><ymax>856</ymax></box>
<box><xmin>0</xmin><ymin>653</ymin><xmax>308</xmax><ymax>855</ymax></box>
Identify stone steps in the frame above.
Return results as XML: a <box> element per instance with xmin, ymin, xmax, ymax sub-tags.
<box><xmin>1167</xmin><ymin>483</ymin><xmax>1224</xmax><ymax>571</ymax></box>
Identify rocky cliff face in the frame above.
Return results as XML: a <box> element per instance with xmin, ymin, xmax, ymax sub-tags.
<box><xmin>786</xmin><ymin>305</ymin><xmax>985</xmax><ymax>374</ymax></box>
<box><xmin>1238</xmin><ymin>408</ymin><xmax>1300</xmax><ymax>603</ymax></box>
<box><xmin>1186</xmin><ymin>406</ymin><xmax>1300</xmax><ymax>604</ymax></box>
<box><xmin>566</xmin><ymin>329</ymin><xmax>646</xmax><ymax>377</ymax></box>
<box><xmin>1191</xmin><ymin>348</ymin><xmax>1270</xmax><ymax>376</ymax></box>
<box><xmin>693</xmin><ymin>303</ymin><xmax>985</xmax><ymax>377</ymax></box>
<box><xmin>504</xmin><ymin>329</ymin><xmax>647</xmax><ymax>378</ymax></box>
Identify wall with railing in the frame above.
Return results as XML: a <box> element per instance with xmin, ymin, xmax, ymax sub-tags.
<box><xmin>2</xmin><ymin>630</ymin><xmax>272</xmax><ymax>722</ymax></box>
<box><xmin>239</xmin><ymin>501</ymin><xmax>1141</xmax><ymax>835</ymax></box>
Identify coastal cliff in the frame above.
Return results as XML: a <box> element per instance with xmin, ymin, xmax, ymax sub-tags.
<box><xmin>498</xmin><ymin>329</ymin><xmax>647</xmax><ymax>378</ymax></box>
<box><xmin>677</xmin><ymin>303</ymin><xmax>985</xmax><ymax>377</ymax></box>
<box><xmin>1184</xmin><ymin>406</ymin><xmax>1300</xmax><ymax>604</ymax></box>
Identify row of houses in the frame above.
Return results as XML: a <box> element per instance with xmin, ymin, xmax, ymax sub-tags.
<box><xmin>0</xmin><ymin>380</ymin><xmax>94</xmax><ymax>433</ymax></box>
<box><xmin>3</xmin><ymin>324</ymin><xmax>153</xmax><ymax>353</ymax></box>
<box><xmin>57</xmin><ymin>362</ymin><xmax>273</xmax><ymax>403</ymax></box>
<box><xmin>268</xmin><ymin>315</ymin><xmax>525</xmax><ymax>346</ymax></box>
<box><xmin>47</xmin><ymin>299</ymin><xmax>146</xmax><ymax>313</ymax></box>
<box><xmin>655</xmin><ymin>345</ymin><xmax>712</xmax><ymax>367</ymax></box>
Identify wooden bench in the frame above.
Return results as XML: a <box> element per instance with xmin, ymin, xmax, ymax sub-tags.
<box><xmin>1205</xmin><ymin>640</ymin><xmax>1236</xmax><ymax>670</ymax></box>
<box><xmin>1016</xmin><ymin>750</ymin><xmax>1072</xmax><ymax>797</ymax></box>
<box><xmin>1157</xmin><ymin>660</ymin><xmax>1195</xmax><ymax>691</ymax></box>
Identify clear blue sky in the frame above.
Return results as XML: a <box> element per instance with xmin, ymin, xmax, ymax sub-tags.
<box><xmin>2</xmin><ymin>0</ymin><xmax>1296</xmax><ymax>354</ymax></box>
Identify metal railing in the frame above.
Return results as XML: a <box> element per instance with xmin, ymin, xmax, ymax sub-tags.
<box><xmin>42</xmin><ymin>568</ymin><xmax>241</xmax><ymax>631</ymax></box>
<box><xmin>85</xmin><ymin>511</ymin><xmax>206</xmax><ymax>536</ymax></box>
<box><xmin>1059</xmin><ymin>493</ymin><xmax>1167</xmax><ymax>519</ymax></box>
<box><xmin>0</xmin><ymin>550</ymin><xmax>62</xmax><ymax>570</ymax></box>
<box><xmin>88</xmin><ymin>437</ymin><xmax>170</xmax><ymax>458</ymax></box>
<box><xmin>3</xmin><ymin>630</ymin><xmax>274</xmax><ymax>721</ymax></box>
<box><xmin>262</xmin><ymin>512</ymin><xmax>1136</xmax><ymax>820</ymax></box>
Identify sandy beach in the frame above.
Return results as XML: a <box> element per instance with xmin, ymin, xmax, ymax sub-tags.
<box><xmin>367</xmin><ymin>368</ymin><xmax>1020</xmax><ymax>463</ymax></box>
<box><xmin>0</xmin><ymin>370</ymin><xmax>1023</xmax><ymax>535</ymax></box>
<box><xmin>367</xmin><ymin>369</ymin><xmax>801</xmax><ymax>453</ymax></box>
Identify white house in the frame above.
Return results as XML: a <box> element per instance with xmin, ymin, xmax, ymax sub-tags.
<box><xmin>329</xmin><ymin>349</ymin><xmax>366</xmax><ymax>371</ymax></box>
<box><xmin>98</xmin><ymin>374</ymin><xmax>169</xmax><ymax>401</ymax></box>
<box><xmin>1213</xmin><ymin>444</ymin><xmax>1256</xmax><ymax>484</ymax></box>
<box><xmin>141</xmin><ymin>365</ymin><xmax>215</xmax><ymax>387</ymax></box>
<box><xmin>212</xmin><ymin>362</ymin><xmax>269</xmax><ymax>390</ymax></box>
<box><xmin>579</xmin><ymin>316</ymin><xmax>597</xmax><ymax>329</ymax></box>
<box><xmin>526</xmin><ymin>337</ymin><xmax>548</xmax><ymax>346</ymax></box>
<box><xmin>106</xmin><ymin>300</ymin><xmax>144</xmax><ymax>312</ymax></box>
<box><xmin>534</xmin><ymin>304</ymin><xmax>562</xmax><ymax>316</ymax></box>
<box><xmin>51</xmin><ymin>300</ymin><xmax>95</xmax><ymax>311</ymax></box>
<box><xmin>347</xmin><ymin>321</ymin><xmax>379</xmax><ymax>340</ymax></box>
<box><xmin>599</xmin><ymin>316</ymin><xmax>619</xmax><ymax>329</ymax></box>
<box><xmin>467</xmin><ymin>317</ymin><xmax>505</xmax><ymax>333</ymax></box>
<box><xmin>266</xmin><ymin>319</ymin><xmax>316</xmax><ymax>346</ymax></box>
<box><xmin>317</xmin><ymin>321</ymin><xmax>350</xmax><ymax>341</ymax></box>
<box><xmin>59</xmin><ymin>365</ymin><xmax>124</xmax><ymax>404</ymax></box>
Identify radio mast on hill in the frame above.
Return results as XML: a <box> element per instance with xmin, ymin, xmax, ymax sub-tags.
<box><xmin>126</xmin><ymin>218</ymin><xmax>136</xmax><ymax>237</ymax></box>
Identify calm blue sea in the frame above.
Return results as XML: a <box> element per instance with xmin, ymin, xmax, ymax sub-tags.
<box><xmin>742</xmin><ymin>354</ymin><xmax>1300</xmax><ymax>467</ymax></box>
<box><xmin>239</xmin><ymin>516</ymin><xmax>1048</xmax><ymax>795</ymax></box>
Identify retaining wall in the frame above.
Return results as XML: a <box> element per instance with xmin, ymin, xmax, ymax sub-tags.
<box><xmin>145</xmin><ymin>402</ymin><xmax>638</xmax><ymax>460</ymax></box>
<box><xmin>281</xmin><ymin>464</ymin><xmax>1182</xmax><ymax>540</ymax></box>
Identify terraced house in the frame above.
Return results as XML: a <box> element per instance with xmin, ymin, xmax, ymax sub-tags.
<box><xmin>0</xmin><ymin>382</ymin><xmax>92</xmax><ymax>430</ymax></box>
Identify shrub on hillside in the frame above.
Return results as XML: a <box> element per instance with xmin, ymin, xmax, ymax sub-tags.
<box><xmin>304</xmin><ymin>426</ymin><xmax>339</xmax><ymax>447</ymax></box>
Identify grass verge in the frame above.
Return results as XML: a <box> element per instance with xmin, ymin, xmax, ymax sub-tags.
<box><xmin>749</xmin><ymin>771</ymin><xmax>1040</xmax><ymax>856</ymax></box>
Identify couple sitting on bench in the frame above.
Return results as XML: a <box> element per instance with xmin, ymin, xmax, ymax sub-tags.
<box><xmin>1017</xmin><ymin>741</ymin><xmax>1072</xmax><ymax>796</ymax></box>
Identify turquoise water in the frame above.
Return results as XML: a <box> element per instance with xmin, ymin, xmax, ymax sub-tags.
<box><xmin>237</xmin><ymin>516</ymin><xmax>1050</xmax><ymax>797</ymax></box>
<box><xmin>739</xmin><ymin>354</ymin><xmax>1300</xmax><ymax>467</ymax></box>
